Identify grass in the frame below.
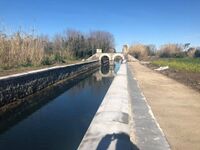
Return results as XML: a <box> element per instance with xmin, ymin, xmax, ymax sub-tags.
<box><xmin>151</xmin><ymin>58</ymin><xmax>200</xmax><ymax>73</ymax></box>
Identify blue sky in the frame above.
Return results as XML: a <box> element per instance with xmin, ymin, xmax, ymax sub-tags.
<box><xmin>0</xmin><ymin>0</ymin><xmax>200</xmax><ymax>51</ymax></box>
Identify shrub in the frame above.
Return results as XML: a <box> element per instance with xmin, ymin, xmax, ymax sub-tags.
<box><xmin>128</xmin><ymin>44</ymin><xmax>150</xmax><ymax>60</ymax></box>
<box><xmin>194</xmin><ymin>50</ymin><xmax>200</xmax><ymax>58</ymax></box>
<box><xmin>174</xmin><ymin>52</ymin><xmax>187</xmax><ymax>58</ymax></box>
<box><xmin>41</xmin><ymin>56</ymin><xmax>54</xmax><ymax>65</ymax></box>
<box><xmin>53</xmin><ymin>53</ymin><xmax>66</xmax><ymax>63</ymax></box>
<box><xmin>21</xmin><ymin>58</ymin><xmax>33</xmax><ymax>67</ymax></box>
<box><xmin>187</xmin><ymin>48</ymin><xmax>196</xmax><ymax>58</ymax></box>
<box><xmin>158</xmin><ymin>44</ymin><xmax>183</xmax><ymax>58</ymax></box>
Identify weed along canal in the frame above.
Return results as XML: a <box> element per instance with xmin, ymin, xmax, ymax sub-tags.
<box><xmin>0</xmin><ymin>63</ymin><xmax>120</xmax><ymax>150</ymax></box>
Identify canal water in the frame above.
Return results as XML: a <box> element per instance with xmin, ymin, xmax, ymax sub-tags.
<box><xmin>0</xmin><ymin>64</ymin><xmax>120</xmax><ymax>150</ymax></box>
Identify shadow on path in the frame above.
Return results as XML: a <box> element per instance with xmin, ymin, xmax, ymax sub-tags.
<box><xmin>97</xmin><ymin>133</ymin><xmax>139</xmax><ymax>150</ymax></box>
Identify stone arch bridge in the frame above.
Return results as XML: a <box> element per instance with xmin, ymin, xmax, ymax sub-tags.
<box><xmin>87</xmin><ymin>49</ymin><xmax>125</xmax><ymax>65</ymax></box>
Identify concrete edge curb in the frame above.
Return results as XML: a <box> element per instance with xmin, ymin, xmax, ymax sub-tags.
<box><xmin>127</xmin><ymin>64</ymin><xmax>171</xmax><ymax>150</ymax></box>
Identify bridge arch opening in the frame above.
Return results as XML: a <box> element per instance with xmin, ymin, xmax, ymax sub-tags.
<box><xmin>100</xmin><ymin>55</ymin><xmax>110</xmax><ymax>66</ymax></box>
<box><xmin>114</xmin><ymin>55</ymin><xmax>123</xmax><ymax>63</ymax></box>
<box><xmin>113</xmin><ymin>54</ymin><xmax>124</xmax><ymax>63</ymax></box>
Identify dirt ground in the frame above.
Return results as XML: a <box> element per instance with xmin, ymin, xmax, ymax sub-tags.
<box><xmin>128</xmin><ymin>61</ymin><xmax>200</xmax><ymax>150</ymax></box>
<box><xmin>146</xmin><ymin>63</ymin><xmax>200</xmax><ymax>92</ymax></box>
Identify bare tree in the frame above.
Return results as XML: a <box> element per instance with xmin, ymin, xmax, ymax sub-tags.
<box><xmin>89</xmin><ymin>31</ymin><xmax>115</xmax><ymax>53</ymax></box>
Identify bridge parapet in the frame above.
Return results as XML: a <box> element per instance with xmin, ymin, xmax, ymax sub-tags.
<box><xmin>98</xmin><ymin>53</ymin><xmax>124</xmax><ymax>61</ymax></box>
<box><xmin>87</xmin><ymin>49</ymin><xmax>125</xmax><ymax>65</ymax></box>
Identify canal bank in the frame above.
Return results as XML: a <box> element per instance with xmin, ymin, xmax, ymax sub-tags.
<box><xmin>78</xmin><ymin>63</ymin><xmax>138</xmax><ymax>150</ymax></box>
<box><xmin>127</xmin><ymin>64</ymin><xmax>170</xmax><ymax>150</ymax></box>
<box><xmin>128</xmin><ymin>60</ymin><xmax>200</xmax><ymax>150</ymax></box>
<box><xmin>0</xmin><ymin>60</ymin><xmax>99</xmax><ymax>107</ymax></box>
<box><xmin>0</xmin><ymin>64</ymin><xmax>117</xmax><ymax>150</ymax></box>
<box><xmin>0</xmin><ymin>59</ymin><xmax>171</xmax><ymax>150</ymax></box>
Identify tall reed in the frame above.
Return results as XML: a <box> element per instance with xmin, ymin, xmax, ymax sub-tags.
<box><xmin>0</xmin><ymin>31</ymin><xmax>45</xmax><ymax>69</ymax></box>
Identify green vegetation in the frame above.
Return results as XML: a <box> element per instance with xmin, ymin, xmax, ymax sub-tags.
<box><xmin>128</xmin><ymin>44</ymin><xmax>156</xmax><ymax>60</ymax></box>
<box><xmin>0</xmin><ymin>28</ymin><xmax>115</xmax><ymax>73</ymax></box>
<box><xmin>128</xmin><ymin>43</ymin><xmax>200</xmax><ymax>73</ymax></box>
<box><xmin>152</xmin><ymin>58</ymin><xmax>200</xmax><ymax>73</ymax></box>
<box><xmin>128</xmin><ymin>43</ymin><xmax>200</xmax><ymax>60</ymax></box>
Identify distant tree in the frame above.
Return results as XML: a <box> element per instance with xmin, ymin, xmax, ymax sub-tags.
<box><xmin>187</xmin><ymin>47</ymin><xmax>196</xmax><ymax>58</ymax></box>
<box><xmin>128</xmin><ymin>44</ymin><xmax>150</xmax><ymax>60</ymax></box>
<box><xmin>146</xmin><ymin>44</ymin><xmax>157</xmax><ymax>56</ymax></box>
<box><xmin>0</xmin><ymin>28</ymin><xmax>115</xmax><ymax>68</ymax></box>
<box><xmin>89</xmin><ymin>31</ymin><xmax>115</xmax><ymax>53</ymax></box>
<box><xmin>194</xmin><ymin>49</ymin><xmax>200</xmax><ymax>58</ymax></box>
<box><xmin>158</xmin><ymin>44</ymin><xmax>184</xmax><ymax>58</ymax></box>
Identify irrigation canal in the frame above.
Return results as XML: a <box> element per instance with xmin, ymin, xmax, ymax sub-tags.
<box><xmin>0</xmin><ymin>63</ymin><xmax>120</xmax><ymax>150</ymax></box>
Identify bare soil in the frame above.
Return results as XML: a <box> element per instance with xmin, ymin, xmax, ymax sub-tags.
<box><xmin>146</xmin><ymin>63</ymin><xmax>200</xmax><ymax>92</ymax></box>
<box><xmin>129</xmin><ymin>61</ymin><xmax>200</xmax><ymax>150</ymax></box>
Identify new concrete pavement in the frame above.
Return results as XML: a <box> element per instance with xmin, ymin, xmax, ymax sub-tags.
<box><xmin>78</xmin><ymin>63</ymin><xmax>136</xmax><ymax>150</ymax></box>
<box><xmin>78</xmin><ymin>63</ymin><xmax>170</xmax><ymax>150</ymax></box>
<box><xmin>127</xmin><ymin>64</ymin><xmax>170</xmax><ymax>150</ymax></box>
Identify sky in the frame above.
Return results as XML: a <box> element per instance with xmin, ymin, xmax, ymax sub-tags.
<box><xmin>0</xmin><ymin>0</ymin><xmax>200</xmax><ymax>51</ymax></box>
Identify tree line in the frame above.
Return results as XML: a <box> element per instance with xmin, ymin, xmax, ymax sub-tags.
<box><xmin>0</xmin><ymin>29</ymin><xmax>115</xmax><ymax>69</ymax></box>
<box><xmin>128</xmin><ymin>43</ymin><xmax>200</xmax><ymax>60</ymax></box>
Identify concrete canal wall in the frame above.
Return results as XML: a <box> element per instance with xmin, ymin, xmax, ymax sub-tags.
<box><xmin>78</xmin><ymin>63</ymin><xmax>135</xmax><ymax>150</ymax></box>
<box><xmin>0</xmin><ymin>60</ymin><xmax>99</xmax><ymax>106</ymax></box>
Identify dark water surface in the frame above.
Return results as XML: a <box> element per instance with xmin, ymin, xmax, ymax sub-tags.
<box><xmin>0</xmin><ymin>64</ymin><xmax>120</xmax><ymax>150</ymax></box>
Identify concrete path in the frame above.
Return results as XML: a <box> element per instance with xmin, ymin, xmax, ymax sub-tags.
<box><xmin>78</xmin><ymin>62</ymin><xmax>171</xmax><ymax>150</ymax></box>
<box><xmin>127</xmin><ymin>65</ymin><xmax>170</xmax><ymax>150</ymax></box>
<box><xmin>128</xmin><ymin>61</ymin><xmax>200</xmax><ymax>150</ymax></box>
<box><xmin>78</xmin><ymin>63</ymin><xmax>138</xmax><ymax>150</ymax></box>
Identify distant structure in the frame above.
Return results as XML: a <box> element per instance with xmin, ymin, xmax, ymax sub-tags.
<box><xmin>96</xmin><ymin>49</ymin><xmax>102</xmax><ymax>53</ymax></box>
<box><xmin>87</xmin><ymin>49</ymin><xmax>125</xmax><ymax>65</ymax></box>
<box><xmin>122</xmin><ymin>44</ymin><xmax>129</xmax><ymax>55</ymax></box>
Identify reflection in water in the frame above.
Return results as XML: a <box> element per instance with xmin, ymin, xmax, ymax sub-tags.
<box><xmin>94</xmin><ymin>62</ymin><xmax>121</xmax><ymax>81</ymax></box>
<box><xmin>114</xmin><ymin>61</ymin><xmax>121</xmax><ymax>73</ymax></box>
<box><xmin>0</xmin><ymin>65</ymin><xmax>120</xmax><ymax>150</ymax></box>
<box><xmin>101</xmin><ymin>64</ymin><xmax>110</xmax><ymax>75</ymax></box>
<box><xmin>0</xmin><ymin>69</ymin><xmax>99</xmax><ymax>133</ymax></box>
<box><xmin>101</xmin><ymin>56</ymin><xmax>110</xmax><ymax>66</ymax></box>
